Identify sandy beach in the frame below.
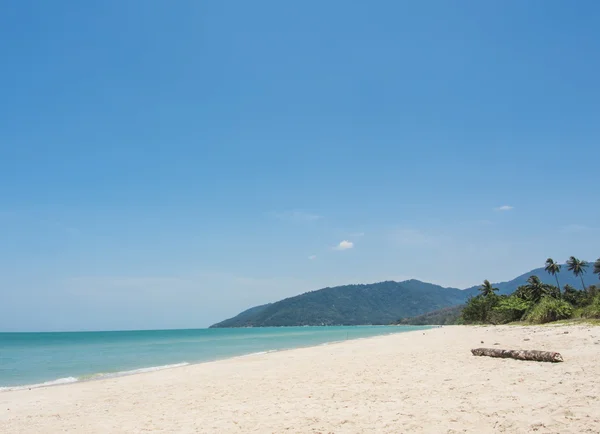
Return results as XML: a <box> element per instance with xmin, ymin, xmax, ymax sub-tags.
<box><xmin>1</xmin><ymin>325</ymin><xmax>599</xmax><ymax>433</ymax></box>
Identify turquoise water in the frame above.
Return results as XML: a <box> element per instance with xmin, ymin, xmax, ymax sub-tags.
<box><xmin>0</xmin><ymin>326</ymin><xmax>430</xmax><ymax>390</ymax></box>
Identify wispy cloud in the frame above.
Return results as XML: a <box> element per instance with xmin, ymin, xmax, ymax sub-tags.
<box><xmin>333</xmin><ymin>240</ymin><xmax>354</xmax><ymax>251</ymax></box>
<box><xmin>270</xmin><ymin>210</ymin><xmax>322</xmax><ymax>223</ymax></box>
<box><xmin>494</xmin><ymin>205</ymin><xmax>514</xmax><ymax>212</ymax></box>
<box><xmin>308</xmin><ymin>255</ymin><xmax>317</xmax><ymax>260</ymax></box>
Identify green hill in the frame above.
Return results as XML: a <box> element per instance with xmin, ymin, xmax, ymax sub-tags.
<box><xmin>210</xmin><ymin>264</ymin><xmax>596</xmax><ymax>327</ymax></box>
<box><xmin>210</xmin><ymin>280</ymin><xmax>467</xmax><ymax>327</ymax></box>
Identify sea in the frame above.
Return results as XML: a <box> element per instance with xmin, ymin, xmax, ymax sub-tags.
<box><xmin>0</xmin><ymin>325</ymin><xmax>430</xmax><ymax>390</ymax></box>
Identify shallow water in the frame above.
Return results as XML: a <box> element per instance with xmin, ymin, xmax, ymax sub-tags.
<box><xmin>0</xmin><ymin>325</ymin><xmax>431</xmax><ymax>390</ymax></box>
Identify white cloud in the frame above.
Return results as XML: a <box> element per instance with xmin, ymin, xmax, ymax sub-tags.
<box><xmin>270</xmin><ymin>210</ymin><xmax>322</xmax><ymax>223</ymax></box>
<box><xmin>494</xmin><ymin>205</ymin><xmax>514</xmax><ymax>212</ymax></box>
<box><xmin>334</xmin><ymin>240</ymin><xmax>354</xmax><ymax>251</ymax></box>
<box><xmin>308</xmin><ymin>255</ymin><xmax>317</xmax><ymax>260</ymax></box>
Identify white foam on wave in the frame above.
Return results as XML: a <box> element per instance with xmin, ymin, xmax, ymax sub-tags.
<box><xmin>0</xmin><ymin>363</ymin><xmax>190</xmax><ymax>392</ymax></box>
<box><xmin>318</xmin><ymin>340</ymin><xmax>344</xmax><ymax>346</ymax></box>
<box><xmin>0</xmin><ymin>376</ymin><xmax>78</xmax><ymax>392</ymax></box>
<box><xmin>235</xmin><ymin>350</ymin><xmax>278</xmax><ymax>358</ymax></box>
<box><xmin>81</xmin><ymin>362</ymin><xmax>190</xmax><ymax>381</ymax></box>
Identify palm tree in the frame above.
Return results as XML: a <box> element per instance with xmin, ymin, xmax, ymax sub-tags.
<box><xmin>523</xmin><ymin>275</ymin><xmax>553</xmax><ymax>303</ymax></box>
<box><xmin>594</xmin><ymin>258</ymin><xmax>600</xmax><ymax>281</ymax></box>
<box><xmin>544</xmin><ymin>258</ymin><xmax>562</xmax><ymax>294</ymax></box>
<box><xmin>478</xmin><ymin>279</ymin><xmax>498</xmax><ymax>297</ymax></box>
<box><xmin>566</xmin><ymin>256</ymin><xmax>589</xmax><ymax>292</ymax></box>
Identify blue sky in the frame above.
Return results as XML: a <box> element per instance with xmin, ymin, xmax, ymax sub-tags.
<box><xmin>1</xmin><ymin>1</ymin><xmax>599</xmax><ymax>331</ymax></box>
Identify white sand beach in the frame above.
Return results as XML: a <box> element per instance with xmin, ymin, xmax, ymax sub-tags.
<box><xmin>1</xmin><ymin>325</ymin><xmax>599</xmax><ymax>433</ymax></box>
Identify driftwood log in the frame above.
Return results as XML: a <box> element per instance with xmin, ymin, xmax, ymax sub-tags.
<box><xmin>471</xmin><ymin>348</ymin><xmax>563</xmax><ymax>363</ymax></box>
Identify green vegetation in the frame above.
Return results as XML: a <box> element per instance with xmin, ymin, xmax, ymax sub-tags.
<box><xmin>395</xmin><ymin>305</ymin><xmax>463</xmax><ymax>325</ymax></box>
<box><xmin>562</xmin><ymin>284</ymin><xmax>587</xmax><ymax>306</ymax></box>
<box><xmin>493</xmin><ymin>296</ymin><xmax>532</xmax><ymax>323</ymax></box>
<box><xmin>544</xmin><ymin>258</ymin><xmax>562</xmax><ymax>294</ymax></box>
<box><xmin>566</xmin><ymin>256</ymin><xmax>589</xmax><ymax>291</ymax></box>
<box><xmin>478</xmin><ymin>280</ymin><xmax>498</xmax><ymax>297</ymax></box>
<box><xmin>525</xmin><ymin>297</ymin><xmax>573</xmax><ymax>323</ymax></box>
<box><xmin>461</xmin><ymin>256</ymin><xmax>600</xmax><ymax>325</ymax></box>
<box><xmin>581</xmin><ymin>295</ymin><xmax>600</xmax><ymax>319</ymax></box>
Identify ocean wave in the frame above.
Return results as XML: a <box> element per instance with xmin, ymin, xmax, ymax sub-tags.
<box><xmin>318</xmin><ymin>340</ymin><xmax>344</xmax><ymax>346</ymax></box>
<box><xmin>234</xmin><ymin>350</ymin><xmax>278</xmax><ymax>358</ymax></box>
<box><xmin>0</xmin><ymin>376</ymin><xmax>78</xmax><ymax>392</ymax></box>
<box><xmin>0</xmin><ymin>363</ymin><xmax>190</xmax><ymax>392</ymax></box>
<box><xmin>78</xmin><ymin>362</ymin><xmax>190</xmax><ymax>381</ymax></box>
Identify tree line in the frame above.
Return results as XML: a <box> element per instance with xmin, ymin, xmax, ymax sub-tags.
<box><xmin>461</xmin><ymin>257</ymin><xmax>600</xmax><ymax>324</ymax></box>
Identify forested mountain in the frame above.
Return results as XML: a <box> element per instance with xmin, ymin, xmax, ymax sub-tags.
<box><xmin>211</xmin><ymin>264</ymin><xmax>596</xmax><ymax>327</ymax></box>
<box><xmin>210</xmin><ymin>280</ymin><xmax>466</xmax><ymax>327</ymax></box>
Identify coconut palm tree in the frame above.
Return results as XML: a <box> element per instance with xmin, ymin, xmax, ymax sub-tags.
<box><xmin>594</xmin><ymin>258</ymin><xmax>600</xmax><ymax>281</ymax></box>
<box><xmin>523</xmin><ymin>275</ymin><xmax>552</xmax><ymax>303</ymax></box>
<box><xmin>566</xmin><ymin>256</ymin><xmax>589</xmax><ymax>292</ymax></box>
<box><xmin>478</xmin><ymin>279</ymin><xmax>498</xmax><ymax>297</ymax></box>
<box><xmin>544</xmin><ymin>258</ymin><xmax>562</xmax><ymax>294</ymax></box>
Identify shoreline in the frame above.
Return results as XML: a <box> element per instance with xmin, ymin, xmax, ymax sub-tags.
<box><xmin>2</xmin><ymin>325</ymin><xmax>599</xmax><ymax>433</ymax></box>
<box><xmin>0</xmin><ymin>325</ymin><xmax>433</xmax><ymax>393</ymax></box>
